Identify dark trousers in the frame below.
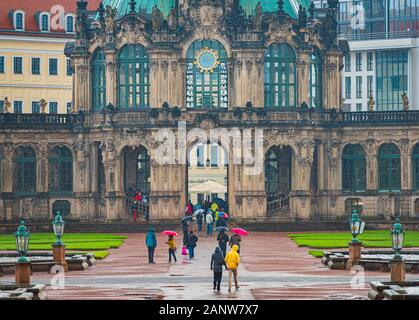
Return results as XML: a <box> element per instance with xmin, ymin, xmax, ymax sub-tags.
<box><xmin>213</xmin><ymin>271</ymin><xmax>222</xmax><ymax>291</ymax></box>
<box><xmin>220</xmin><ymin>245</ymin><xmax>227</xmax><ymax>258</ymax></box>
<box><xmin>197</xmin><ymin>221</ymin><xmax>202</xmax><ymax>231</ymax></box>
<box><xmin>188</xmin><ymin>246</ymin><xmax>195</xmax><ymax>258</ymax></box>
<box><xmin>148</xmin><ymin>247</ymin><xmax>155</xmax><ymax>263</ymax></box>
<box><xmin>169</xmin><ymin>248</ymin><xmax>177</xmax><ymax>262</ymax></box>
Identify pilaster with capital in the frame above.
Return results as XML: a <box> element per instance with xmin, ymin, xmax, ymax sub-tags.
<box><xmin>296</xmin><ymin>50</ymin><xmax>310</xmax><ymax>107</ymax></box>
<box><xmin>324</xmin><ymin>50</ymin><xmax>341</xmax><ymax>109</ymax></box>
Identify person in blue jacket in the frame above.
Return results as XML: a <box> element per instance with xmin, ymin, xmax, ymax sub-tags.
<box><xmin>145</xmin><ymin>228</ymin><xmax>157</xmax><ymax>263</ymax></box>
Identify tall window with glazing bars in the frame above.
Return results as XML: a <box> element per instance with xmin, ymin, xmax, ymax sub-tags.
<box><xmin>118</xmin><ymin>45</ymin><xmax>149</xmax><ymax>109</ymax></box>
<box><xmin>309</xmin><ymin>49</ymin><xmax>323</xmax><ymax>109</ymax></box>
<box><xmin>342</xmin><ymin>144</ymin><xmax>366</xmax><ymax>192</ymax></box>
<box><xmin>185</xmin><ymin>40</ymin><xmax>228</xmax><ymax>109</ymax></box>
<box><xmin>264</xmin><ymin>43</ymin><xmax>296</xmax><ymax>109</ymax></box>
<box><xmin>48</xmin><ymin>146</ymin><xmax>73</xmax><ymax>195</ymax></box>
<box><xmin>91</xmin><ymin>49</ymin><xmax>106</xmax><ymax>111</ymax></box>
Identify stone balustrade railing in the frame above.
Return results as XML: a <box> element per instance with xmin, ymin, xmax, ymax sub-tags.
<box><xmin>2</xmin><ymin>109</ymin><xmax>419</xmax><ymax>130</ymax></box>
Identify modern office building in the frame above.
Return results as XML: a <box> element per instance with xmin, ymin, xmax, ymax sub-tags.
<box><xmin>0</xmin><ymin>0</ymin><xmax>100</xmax><ymax>114</ymax></box>
<box><xmin>312</xmin><ymin>0</ymin><xmax>419</xmax><ymax>111</ymax></box>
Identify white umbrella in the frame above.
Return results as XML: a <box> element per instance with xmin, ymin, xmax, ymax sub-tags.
<box><xmin>189</xmin><ymin>180</ymin><xmax>227</xmax><ymax>194</ymax></box>
<box><xmin>194</xmin><ymin>209</ymin><xmax>205</xmax><ymax>216</ymax></box>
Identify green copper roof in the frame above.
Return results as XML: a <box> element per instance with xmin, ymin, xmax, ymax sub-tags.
<box><xmin>100</xmin><ymin>0</ymin><xmax>310</xmax><ymax>19</ymax></box>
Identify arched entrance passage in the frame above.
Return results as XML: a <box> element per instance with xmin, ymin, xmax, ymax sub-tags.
<box><xmin>186</xmin><ymin>141</ymin><xmax>229</xmax><ymax>212</ymax></box>
<box><xmin>265</xmin><ymin>146</ymin><xmax>293</xmax><ymax>216</ymax></box>
<box><xmin>122</xmin><ymin>146</ymin><xmax>150</xmax><ymax>195</ymax></box>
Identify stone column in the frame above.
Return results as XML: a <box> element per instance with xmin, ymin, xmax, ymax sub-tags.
<box><xmin>105</xmin><ymin>50</ymin><xmax>117</xmax><ymax>107</ymax></box>
<box><xmin>324</xmin><ymin>50</ymin><xmax>341</xmax><ymax>109</ymax></box>
<box><xmin>2</xmin><ymin>143</ymin><xmax>14</xmax><ymax>193</ymax></box>
<box><xmin>73</xmin><ymin>54</ymin><xmax>89</xmax><ymax>111</ymax></box>
<box><xmin>365</xmin><ymin>141</ymin><xmax>378</xmax><ymax>191</ymax></box>
<box><xmin>296</xmin><ymin>49</ymin><xmax>310</xmax><ymax>107</ymax></box>
<box><xmin>37</xmin><ymin>143</ymin><xmax>48</xmax><ymax>193</ymax></box>
<box><xmin>400</xmin><ymin>140</ymin><xmax>409</xmax><ymax>191</ymax></box>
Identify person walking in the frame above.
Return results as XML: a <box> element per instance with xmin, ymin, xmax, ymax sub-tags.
<box><xmin>165</xmin><ymin>235</ymin><xmax>177</xmax><ymax>263</ymax></box>
<box><xmin>217</xmin><ymin>230</ymin><xmax>229</xmax><ymax>258</ymax></box>
<box><xmin>145</xmin><ymin>228</ymin><xmax>157</xmax><ymax>263</ymax></box>
<box><xmin>225</xmin><ymin>245</ymin><xmax>240</xmax><ymax>292</ymax></box>
<box><xmin>206</xmin><ymin>211</ymin><xmax>214</xmax><ymax>236</ymax></box>
<box><xmin>185</xmin><ymin>230</ymin><xmax>198</xmax><ymax>259</ymax></box>
<box><xmin>229</xmin><ymin>233</ymin><xmax>242</xmax><ymax>254</ymax></box>
<box><xmin>196</xmin><ymin>211</ymin><xmax>203</xmax><ymax>232</ymax></box>
<box><xmin>210</xmin><ymin>247</ymin><xmax>227</xmax><ymax>292</ymax></box>
<box><xmin>182</xmin><ymin>220</ymin><xmax>189</xmax><ymax>245</ymax></box>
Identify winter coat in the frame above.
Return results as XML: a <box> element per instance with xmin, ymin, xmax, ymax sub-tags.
<box><xmin>167</xmin><ymin>238</ymin><xmax>176</xmax><ymax>249</ymax></box>
<box><xmin>145</xmin><ymin>228</ymin><xmax>157</xmax><ymax>248</ymax></box>
<box><xmin>211</xmin><ymin>203</ymin><xmax>219</xmax><ymax>212</ymax></box>
<box><xmin>225</xmin><ymin>245</ymin><xmax>240</xmax><ymax>269</ymax></box>
<box><xmin>206</xmin><ymin>213</ymin><xmax>213</xmax><ymax>224</ymax></box>
<box><xmin>229</xmin><ymin>235</ymin><xmax>241</xmax><ymax>248</ymax></box>
<box><xmin>211</xmin><ymin>247</ymin><xmax>227</xmax><ymax>272</ymax></box>
<box><xmin>217</xmin><ymin>233</ymin><xmax>229</xmax><ymax>248</ymax></box>
<box><xmin>185</xmin><ymin>233</ymin><xmax>198</xmax><ymax>247</ymax></box>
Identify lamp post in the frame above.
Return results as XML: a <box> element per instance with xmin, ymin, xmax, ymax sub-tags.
<box><xmin>347</xmin><ymin>209</ymin><xmax>365</xmax><ymax>269</ymax></box>
<box><xmin>14</xmin><ymin>219</ymin><xmax>31</xmax><ymax>285</ymax></box>
<box><xmin>51</xmin><ymin>211</ymin><xmax>68</xmax><ymax>272</ymax></box>
<box><xmin>390</xmin><ymin>216</ymin><xmax>406</xmax><ymax>282</ymax></box>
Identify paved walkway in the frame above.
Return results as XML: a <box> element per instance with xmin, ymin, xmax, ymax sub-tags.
<box><xmin>0</xmin><ymin>231</ymin><xmax>406</xmax><ymax>300</ymax></box>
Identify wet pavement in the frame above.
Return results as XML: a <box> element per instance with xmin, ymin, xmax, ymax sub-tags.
<box><xmin>0</xmin><ymin>231</ymin><xmax>410</xmax><ymax>300</ymax></box>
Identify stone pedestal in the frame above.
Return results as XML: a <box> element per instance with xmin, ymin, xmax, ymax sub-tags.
<box><xmin>346</xmin><ymin>241</ymin><xmax>363</xmax><ymax>270</ymax></box>
<box><xmin>15</xmin><ymin>262</ymin><xmax>31</xmax><ymax>285</ymax></box>
<box><xmin>390</xmin><ymin>259</ymin><xmax>406</xmax><ymax>282</ymax></box>
<box><xmin>52</xmin><ymin>244</ymin><xmax>68</xmax><ymax>272</ymax></box>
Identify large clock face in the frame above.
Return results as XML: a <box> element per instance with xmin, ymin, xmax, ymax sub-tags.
<box><xmin>195</xmin><ymin>48</ymin><xmax>220</xmax><ymax>72</ymax></box>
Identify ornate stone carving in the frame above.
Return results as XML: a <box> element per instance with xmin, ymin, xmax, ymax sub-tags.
<box><xmin>325</xmin><ymin>140</ymin><xmax>340</xmax><ymax>169</ymax></box>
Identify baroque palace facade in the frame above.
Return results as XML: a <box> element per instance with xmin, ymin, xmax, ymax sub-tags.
<box><xmin>1</xmin><ymin>0</ymin><xmax>419</xmax><ymax>223</ymax></box>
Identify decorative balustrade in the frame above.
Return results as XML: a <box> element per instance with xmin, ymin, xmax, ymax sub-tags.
<box><xmin>0</xmin><ymin>113</ymin><xmax>77</xmax><ymax>130</ymax></box>
<box><xmin>2</xmin><ymin>109</ymin><xmax>419</xmax><ymax>130</ymax></box>
<box><xmin>267</xmin><ymin>196</ymin><xmax>289</xmax><ymax>215</ymax></box>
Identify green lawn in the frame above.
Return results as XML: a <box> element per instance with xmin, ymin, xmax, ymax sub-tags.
<box><xmin>289</xmin><ymin>230</ymin><xmax>419</xmax><ymax>254</ymax></box>
<box><xmin>0</xmin><ymin>233</ymin><xmax>127</xmax><ymax>259</ymax></box>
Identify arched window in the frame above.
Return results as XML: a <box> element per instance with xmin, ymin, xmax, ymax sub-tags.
<box><xmin>378</xmin><ymin>144</ymin><xmax>401</xmax><ymax>192</ymax></box>
<box><xmin>14</xmin><ymin>147</ymin><xmax>36</xmax><ymax>194</ymax></box>
<box><xmin>123</xmin><ymin>146</ymin><xmax>150</xmax><ymax>195</ymax></box>
<box><xmin>265</xmin><ymin>148</ymin><xmax>280</xmax><ymax>199</ymax></box>
<box><xmin>66</xmin><ymin>15</ymin><xmax>74</xmax><ymax>33</ymax></box>
<box><xmin>264</xmin><ymin>43</ymin><xmax>296</xmax><ymax>109</ymax></box>
<box><xmin>91</xmin><ymin>49</ymin><xmax>106</xmax><ymax>111</ymax></box>
<box><xmin>345</xmin><ymin>198</ymin><xmax>363</xmax><ymax>215</ymax></box>
<box><xmin>52</xmin><ymin>200</ymin><xmax>71</xmax><ymax>216</ymax></box>
<box><xmin>412</xmin><ymin>144</ymin><xmax>419</xmax><ymax>190</ymax></box>
<box><xmin>309</xmin><ymin>49</ymin><xmax>323</xmax><ymax>108</ymax></box>
<box><xmin>342</xmin><ymin>144</ymin><xmax>366</xmax><ymax>192</ymax></box>
<box><xmin>118</xmin><ymin>45</ymin><xmax>149</xmax><ymax>109</ymax></box>
<box><xmin>186</xmin><ymin>40</ymin><xmax>228</xmax><ymax>109</ymax></box>
<box><xmin>49</xmin><ymin>146</ymin><xmax>73</xmax><ymax>194</ymax></box>
<box><xmin>40</xmin><ymin>14</ymin><xmax>50</xmax><ymax>31</ymax></box>
<box><xmin>14</xmin><ymin>12</ymin><xmax>24</xmax><ymax>30</ymax></box>
<box><xmin>264</xmin><ymin>146</ymin><xmax>292</xmax><ymax>202</ymax></box>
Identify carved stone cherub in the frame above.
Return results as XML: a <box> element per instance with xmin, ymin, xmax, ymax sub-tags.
<box><xmin>105</xmin><ymin>5</ymin><xmax>117</xmax><ymax>34</ymax></box>
<box><xmin>367</xmin><ymin>96</ymin><xmax>375</xmax><ymax>112</ymax></box>
<box><xmin>39</xmin><ymin>98</ymin><xmax>47</xmax><ymax>113</ymax></box>
<box><xmin>4</xmin><ymin>97</ymin><xmax>11</xmax><ymax>113</ymax></box>
<box><xmin>252</xmin><ymin>2</ymin><xmax>262</xmax><ymax>32</ymax></box>
<box><xmin>402</xmin><ymin>92</ymin><xmax>409</xmax><ymax>111</ymax></box>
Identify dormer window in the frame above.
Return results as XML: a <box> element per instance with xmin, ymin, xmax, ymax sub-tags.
<box><xmin>40</xmin><ymin>13</ymin><xmax>50</xmax><ymax>32</ymax></box>
<box><xmin>65</xmin><ymin>15</ymin><xmax>75</xmax><ymax>33</ymax></box>
<box><xmin>14</xmin><ymin>11</ymin><xmax>25</xmax><ymax>31</ymax></box>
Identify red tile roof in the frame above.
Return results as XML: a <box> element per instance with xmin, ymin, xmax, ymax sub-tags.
<box><xmin>0</xmin><ymin>0</ymin><xmax>101</xmax><ymax>36</ymax></box>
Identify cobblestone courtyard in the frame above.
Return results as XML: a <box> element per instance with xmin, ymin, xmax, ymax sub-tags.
<box><xmin>1</xmin><ymin>231</ymin><xmax>403</xmax><ymax>300</ymax></box>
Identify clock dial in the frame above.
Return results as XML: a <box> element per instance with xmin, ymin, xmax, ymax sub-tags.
<box><xmin>194</xmin><ymin>48</ymin><xmax>220</xmax><ymax>72</ymax></box>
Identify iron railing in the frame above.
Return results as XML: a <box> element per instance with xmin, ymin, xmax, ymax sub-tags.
<box><xmin>0</xmin><ymin>113</ymin><xmax>77</xmax><ymax>130</ymax></box>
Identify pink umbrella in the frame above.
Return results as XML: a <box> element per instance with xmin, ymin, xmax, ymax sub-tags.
<box><xmin>231</xmin><ymin>228</ymin><xmax>248</xmax><ymax>236</ymax></box>
<box><xmin>162</xmin><ymin>230</ymin><xmax>178</xmax><ymax>236</ymax></box>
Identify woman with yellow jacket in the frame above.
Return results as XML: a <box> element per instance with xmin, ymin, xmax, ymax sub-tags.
<box><xmin>225</xmin><ymin>244</ymin><xmax>240</xmax><ymax>292</ymax></box>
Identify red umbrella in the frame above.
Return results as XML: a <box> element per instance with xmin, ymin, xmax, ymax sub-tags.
<box><xmin>231</xmin><ymin>228</ymin><xmax>248</xmax><ymax>236</ymax></box>
<box><xmin>162</xmin><ymin>230</ymin><xmax>178</xmax><ymax>236</ymax></box>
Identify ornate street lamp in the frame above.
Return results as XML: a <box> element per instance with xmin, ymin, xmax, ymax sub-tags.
<box><xmin>349</xmin><ymin>208</ymin><xmax>365</xmax><ymax>243</ymax></box>
<box><xmin>391</xmin><ymin>216</ymin><xmax>405</xmax><ymax>261</ymax></box>
<box><xmin>53</xmin><ymin>211</ymin><xmax>65</xmax><ymax>245</ymax></box>
<box><xmin>15</xmin><ymin>219</ymin><xmax>30</xmax><ymax>263</ymax></box>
